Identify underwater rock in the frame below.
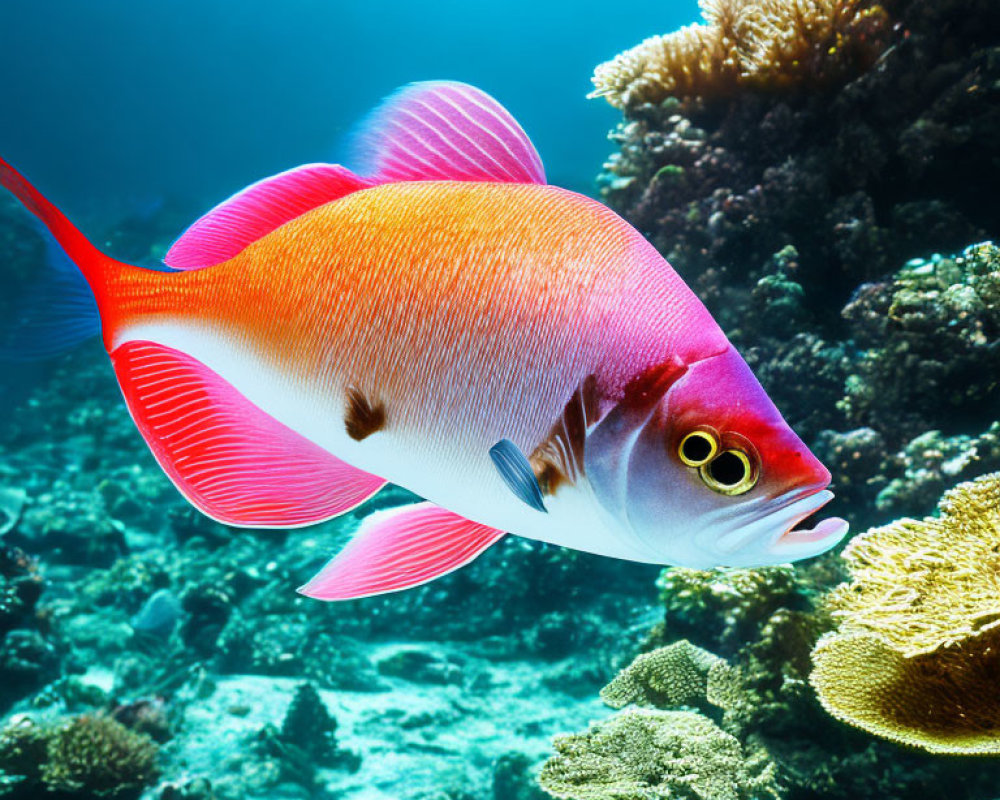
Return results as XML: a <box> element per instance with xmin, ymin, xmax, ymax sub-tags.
<box><xmin>0</xmin><ymin>630</ymin><xmax>61</xmax><ymax>708</ymax></box>
<box><xmin>158</xmin><ymin>778</ymin><xmax>216</xmax><ymax>800</ymax></box>
<box><xmin>0</xmin><ymin>487</ymin><xmax>25</xmax><ymax>537</ymax></box>
<box><xmin>131</xmin><ymin>589</ymin><xmax>182</xmax><ymax>640</ymax></box>
<box><xmin>811</xmin><ymin>472</ymin><xmax>1000</xmax><ymax>753</ymax></box>
<box><xmin>375</xmin><ymin>648</ymin><xmax>464</xmax><ymax>685</ymax></box>
<box><xmin>111</xmin><ymin>697</ymin><xmax>172</xmax><ymax>744</ymax></box>
<box><xmin>279</xmin><ymin>682</ymin><xmax>358</xmax><ymax>770</ymax></box>
<box><xmin>493</xmin><ymin>752</ymin><xmax>548</xmax><ymax>800</ymax></box>
<box><xmin>538</xmin><ymin>708</ymin><xmax>780</xmax><ymax>800</ymax></box>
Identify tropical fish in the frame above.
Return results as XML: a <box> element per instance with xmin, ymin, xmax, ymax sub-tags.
<box><xmin>0</xmin><ymin>81</ymin><xmax>848</xmax><ymax>600</ymax></box>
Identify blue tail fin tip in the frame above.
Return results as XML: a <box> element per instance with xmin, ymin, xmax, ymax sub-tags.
<box><xmin>0</xmin><ymin>214</ymin><xmax>100</xmax><ymax>362</ymax></box>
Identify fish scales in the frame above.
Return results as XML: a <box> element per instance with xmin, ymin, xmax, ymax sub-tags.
<box><xmin>109</xmin><ymin>181</ymin><xmax>724</xmax><ymax>462</ymax></box>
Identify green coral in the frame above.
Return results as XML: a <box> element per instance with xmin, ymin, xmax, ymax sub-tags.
<box><xmin>655</xmin><ymin>566</ymin><xmax>809</xmax><ymax>655</ymax></box>
<box><xmin>600</xmin><ymin>640</ymin><xmax>723</xmax><ymax>710</ymax></box>
<box><xmin>0</xmin><ymin>715</ymin><xmax>159</xmax><ymax>799</ymax></box>
<box><xmin>539</xmin><ymin>708</ymin><xmax>780</xmax><ymax>800</ymax></box>
<box><xmin>842</xmin><ymin>242</ymin><xmax>1000</xmax><ymax>439</ymax></box>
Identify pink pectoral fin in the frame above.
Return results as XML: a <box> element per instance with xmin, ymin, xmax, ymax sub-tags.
<box><xmin>299</xmin><ymin>503</ymin><xmax>505</xmax><ymax>600</ymax></box>
<box><xmin>164</xmin><ymin>164</ymin><xmax>372</xmax><ymax>270</ymax></box>
<box><xmin>112</xmin><ymin>340</ymin><xmax>385</xmax><ymax>527</ymax></box>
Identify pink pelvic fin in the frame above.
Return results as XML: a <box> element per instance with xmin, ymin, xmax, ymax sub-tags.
<box><xmin>351</xmin><ymin>81</ymin><xmax>546</xmax><ymax>184</ymax></box>
<box><xmin>164</xmin><ymin>164</ymin><xmax>371</xmax><ymax>270</ymax></box>
<box><xmin>111</xmin><ymin>340</ymin><xmax>386</xmax><ymax>527</ymax></box>
<box><xmin>299</xmin><ymin>502</ymin><xmax>505</xmax><ymax>600</ymax></box>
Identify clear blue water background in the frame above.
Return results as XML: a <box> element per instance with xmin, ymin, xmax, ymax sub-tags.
<box><xmin>0</xmin><ymin>0</ymin><xmax>699</xmax><ymax>217</ymax></box>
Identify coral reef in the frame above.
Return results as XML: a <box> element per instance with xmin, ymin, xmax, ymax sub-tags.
<box><xmin>566</xmin><ymin>556</ymin><xmax>1000</xmax><ymax>800</ymax></box>
<box><xmin>841</xmin><ymin>243</ymin><xmax>1000</xmax><ymax>441</ymax></box>
<box><xmin>600</xmin><ymin>640</ymin><xmax>723</xmax><ymax>710</ymax></box>
<box><xmin>652</xmin><ymin>565</ymin><xmax>810</xmax><ymax>656</ymax></box>
<box><xmin>591</xmin><ymin>0</ymin><xmax>890</xmax><ymax>109</ymax></box>
<box><xmin>594</xmin><ymin>0</ymin><xmax>1000</xmax><ymax>533</ymax></box>
<box><xmin>811</xmin><ymin>472</ymin><xmax>1000</xmax><ymax>754</ymax></box>
<box><xmin>597</xmin><ymin>0</ymin><xmax>1000</xmax><ymax>303</ymax></box>
<box><xmin>539</xmin><ymin>708</ymin><xmax>779</xmax><ymax>800</ymax></box>
<box><xmin>0</xmin><ymin>714</ymin><xmax>160</xmax><ymax>799</ymax></box>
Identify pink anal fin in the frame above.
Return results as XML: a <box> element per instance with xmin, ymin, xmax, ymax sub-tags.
<box><xmin>351</xmin><ymin>81</ymin><xmax>546</xmax><ymax>184</ymax></box>
<box><xmin>111</xmin><ymin>340</ymin><xmax>385</xmax><ymax>527</ymax></box>
<box><xmin>165</xmin><ymin>164</ymin><xmax>371</xmax><ymax>270</ymax></box>
<box><xmin>299</xmin><ymin>503</ymin><xmax>505</xmax><ymax>600</ymax></box>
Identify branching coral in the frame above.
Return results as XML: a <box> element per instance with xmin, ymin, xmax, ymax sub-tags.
<box><xmin>0</xmin><ymin>714</ymin><xmax>159</xmax><ymax>799</ymax></box>
<box><xmin>591</xmin><ymin>0</ymin><xmax>890</xmax><ymax>109</ymax></box>
<box><xmin>538</xmin><ymin>708</ymin><xmax>780</xmax><ymax>800</ymax></box>
<box><xmin>811</xmin><ymin>472</ymin><xmax>1000</xmax><ymax>754</ymax></box>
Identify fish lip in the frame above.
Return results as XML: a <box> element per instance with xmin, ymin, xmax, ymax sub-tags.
<box><xmin>766</xmin><ymin>488</ymin><xmax>849</xmax><ymax>559</ymax></box>
<box><xmin>712</xmin><ymin>485</ymin><xmax>848</xmax><ymax>562</ymax></box>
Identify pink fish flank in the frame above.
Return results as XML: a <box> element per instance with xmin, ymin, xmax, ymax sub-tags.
<box><xmin>0</xmin><ymin>81</ymin><xmax>848</xmax><ymax>601</ymax></box>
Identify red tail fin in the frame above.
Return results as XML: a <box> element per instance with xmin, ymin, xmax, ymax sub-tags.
<box><xmin>0</xmin><ymin>155</ymin><xmax>125</xmax><ymax>305</ymax></box>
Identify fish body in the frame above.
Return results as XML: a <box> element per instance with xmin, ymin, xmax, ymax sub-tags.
<box><xmin>0</xmin><ymin>82</ymin><xmax>848</xmax><ymax>599</ymax></box>
<box><xmin>110</xmin><ymin>181</ymin><xmax>723</xmax><ymax>555</ymax></box>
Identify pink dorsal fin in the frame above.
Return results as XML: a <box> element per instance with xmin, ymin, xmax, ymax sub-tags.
<box><xmin>298</xmin><ymin>503</ymin><xmax>506</xmax><ymax>600</ymax></box>
<box><xmin>164</xmin><ymin>164</ymin><xmax>371</xmax><ymax>270</ymax></box>
<box><xmin>111</xmin><ymin>340</ymin><xmax>385</xmax><ymax>527</ymax></box>
<box><xmin>351</xmin><ymin>81</ymin><xmax>546</xmax><ymax>185</ymax></box>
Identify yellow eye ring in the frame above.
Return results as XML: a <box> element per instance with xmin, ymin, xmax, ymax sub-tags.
<box><xmin>699</xmin><ymin>449</ymin><xmax>758</xmax><ymax>496</ymax></box>
<box><xmin>678</xmin><ymin>430</ymin><xmax>718</xmax><ymax>467</ymax></box>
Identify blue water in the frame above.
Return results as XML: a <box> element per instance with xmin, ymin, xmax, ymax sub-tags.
<box><xmin>0</xmin><ymin>0</ymin><xmax>698</xmax><ymax>216</ymax></box>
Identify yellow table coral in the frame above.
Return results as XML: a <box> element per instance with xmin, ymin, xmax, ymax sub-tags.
<box><xmin>810</xmin><ymin>472</ymin><xmax>1000</xmax><ymax>754</ymax></box>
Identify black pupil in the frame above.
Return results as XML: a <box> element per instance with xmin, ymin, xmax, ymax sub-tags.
<box><xmin>682</xmin><ymin>435</ymin><xmax>712</xmax><ymax>463</ymax></box>
<box><xmin>708</xmin><ymin>451</ymin><xmax>747</xmax><ymax>486</ymax></box>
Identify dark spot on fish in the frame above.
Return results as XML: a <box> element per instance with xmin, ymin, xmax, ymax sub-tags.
<box><xmin>345</xmin><ymin>387</ymin><xmax>386</xmax><ymax>441</ymax></box>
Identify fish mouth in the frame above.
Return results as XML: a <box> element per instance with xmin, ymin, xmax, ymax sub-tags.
<box><xmin>711</xmin><ymin>486</ymin><xmax>849</xmax><ymax>564</ymax></box>
<box><xmin>765</xmin><ymin>489</ymin><xmax>849</xmax><ymax>560</ymax></box>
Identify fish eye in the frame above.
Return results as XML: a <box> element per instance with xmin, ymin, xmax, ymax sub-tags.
<box><xmin>678</xmin><ymin>430</ymin><xmax>718</xmax><ymax>467</ymax></box>
<box><xmin>699</xmin><ymin>449</ymin><xmax>757</xmax><ymax>496</ymax></box>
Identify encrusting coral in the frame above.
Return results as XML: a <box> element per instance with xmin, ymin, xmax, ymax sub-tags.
<box><xmin>591</xmin><ymin>0</ymin><xmax>890</xmax><ymax>109</ymax></box>
<box><xmin>841</xmin><ymin>243</ymin><xmax>1000</xmax><ymax>441</ymax></box>
<box><xmin>538</xmin><ymin>708</ymin><xmax>780</xmax><ymax>800</ymax></box>
<box><xmin>811</xmin><ymin>472</ymin><xmax>1000</xmax><ymax>754</ymax></box>
<box><xmin>653</xmin><ymin>565</ymin><xmax>809</xmax><ymax>656</ymax></box>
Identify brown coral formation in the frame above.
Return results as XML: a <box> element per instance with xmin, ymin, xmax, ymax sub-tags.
<box><xmin>591</xmin><ymin>0</ymin><xmax>889</xmax><ymax>109</ymax></box>
<box><xmin>811</xmin><ymin>473</ymin><xmax>1000</xmax><ymax>754</ymax></box>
